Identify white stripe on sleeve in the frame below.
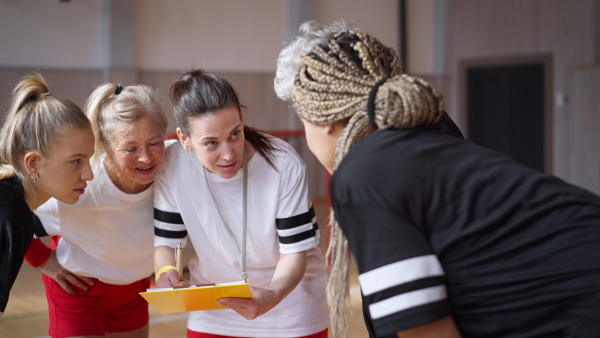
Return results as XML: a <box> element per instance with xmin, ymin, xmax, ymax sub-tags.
<box><xmin>369</xmin><ymin>285</ymin><xmax>447</xmax><ymax>320</ymax></box>
<box><xmin>359</xmin><ymin>254</ymin><xmax>444</xmax><ymax>296</ymax></box>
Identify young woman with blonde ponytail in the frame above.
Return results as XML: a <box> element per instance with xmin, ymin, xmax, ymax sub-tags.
<box><xmin>0</xmin><ymin>73</ymin><xmax>94</xmax><ymax>320</ymax></box>
<box><xmin>275</xmin><ymin>21</ymin><xmax>600</xmax><ymax>338</ymax></box>
<box><xmin>23</xmin><ymin>83</ymin><xmax>171</xmax><ymax>337</ymax></box>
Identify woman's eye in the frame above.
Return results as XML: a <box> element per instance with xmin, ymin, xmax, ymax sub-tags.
<box><xmin>71</xmin><ymin>159</ymin><xmax>81</xmax><ymax>165</ymax></box>
<box><xmin>204</xmin><ymin>141</ymin><xmax>217</xmax><ymax>147</ymax></box>
<box><xmin>126</xmin><ymin>148</ymin><xmax>136</xmax><ymax>153</ymax></box>
<box><xmin>232</xmin><ymin>131</ymin><xmax>240</xmax><ymax>139</ymax></box>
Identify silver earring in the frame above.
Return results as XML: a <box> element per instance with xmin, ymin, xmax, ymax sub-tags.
<box><xmin>31</xmin><ymin>173</ymin><xmax>39</xmax><ymax>184</ymax></box>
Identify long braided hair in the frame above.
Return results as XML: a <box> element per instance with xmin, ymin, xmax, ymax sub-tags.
<box><xmin>292</xmin><ymin>29</ymin><xmax>445</xmax><ymax>337</ymax></box>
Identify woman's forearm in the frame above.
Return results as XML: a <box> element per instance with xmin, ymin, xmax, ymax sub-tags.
<box><xmin>154</xmin><ymin>245</ymin><xmax>176</xmax><ymax>273</ymax></box>
<box><xmin>269</xmin><ymin>251</ymin><xmax>307</xmax><ymax>302</ymax></box>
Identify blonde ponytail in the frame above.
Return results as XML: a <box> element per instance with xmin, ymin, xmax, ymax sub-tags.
<box><xmin>0</xmin><ymin>73</ymin><xmax>90</xmax><ymax>194</ymax></box>
<box><xmin>0</xmin><ymin>165</ymin><xmax>15</xmax><ymax>181</ymax></box>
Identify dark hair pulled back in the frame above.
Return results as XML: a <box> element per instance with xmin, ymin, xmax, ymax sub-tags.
<box><xmin>170</xmin><ymin>69</ymin><xmax>278</xmax><ymax>169</ymax></box>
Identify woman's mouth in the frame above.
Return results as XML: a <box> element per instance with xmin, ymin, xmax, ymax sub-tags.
<box><xmin>217</xmin><ymin>162</ymin><xmax>238</xmax><ymax>172</ymax></box>
<box><xmin>74</xmin><ymin>186</ymin><xmax>86</xmax><ymax>195</ymax></box>
<box><xmin>136</xmin><ymin>164</ymin><xmax>156</xmax><ymax>175</ymax></box>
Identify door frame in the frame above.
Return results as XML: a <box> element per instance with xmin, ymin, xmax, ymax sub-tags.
<box><xmin>459</xmin><ymin>54</ymin><xmax>553</xmax><ymax>173</ymax></box>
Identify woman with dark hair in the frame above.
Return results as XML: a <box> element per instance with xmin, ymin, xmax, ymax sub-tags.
<box><xmin>0</xmin><ymin>73</ymin><xmax>94</xmax><ymax>319</ymax></box>
<box><xmin>275</xmin><ymin>21</ymin><xmax>600</xmax><ymax>338</ymax></box>
<box><xmin>153</xmin><ymin>69</ymin><xmax>329</xmax><ymax>338</ymax></box>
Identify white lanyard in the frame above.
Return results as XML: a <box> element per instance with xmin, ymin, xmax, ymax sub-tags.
<box><xmin>203</xmin><ymin>149</ymin><xmax>248</xmax><ymax>282</ymax></box>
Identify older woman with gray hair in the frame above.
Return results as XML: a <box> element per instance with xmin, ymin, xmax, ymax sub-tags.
<box><xmin>275</xmin><ymin>21</ymin><xmax>600</xmax><ymax>338</ymax></box>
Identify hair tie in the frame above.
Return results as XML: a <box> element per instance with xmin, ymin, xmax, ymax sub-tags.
<box><xmin>39</xmin><ymin>92</ymin><xmax>51</xmax><ymax>98</ymax></box>
<box><xmin>367</xmin><ymin>77</ymin><xmax>390</xmax><ymax>128</ymax></box>
<box><xmin>114</xmin><ymin>85</ymin><xmax>123</xmax><ymax>95</ymax></box>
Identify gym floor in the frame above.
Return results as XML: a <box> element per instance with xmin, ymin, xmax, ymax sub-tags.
<box><xmin>0</xmin><ymin>199</ymin><xmax>369</xmax><ymax>338</ymax></box>
<box><xmin>0</xmin><ymin>256</ymin><xmax>368</xmax><ymax>338</ymax></box>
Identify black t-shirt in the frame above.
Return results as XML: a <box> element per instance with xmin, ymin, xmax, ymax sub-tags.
<box><xmin>0</xmin><ymin>176</ymin><xmax>35</xmax><ymax>313</ymax></box>
<box><xmin>331</xmin><ymin>126</ymin><xmax>600</xmax><ymax>337</ymax></box>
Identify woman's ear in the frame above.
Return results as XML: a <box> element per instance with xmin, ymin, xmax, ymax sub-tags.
<box><xmin>177</xmin><ymin>128</ymin><xmax>193</xmax><ymax>151</ymax></box>
<box><xmin>324</xmin><ymin>124</ymin><xmax>334</xmax><ymax>134</ymax></box>
<box><xmin>327</xmin><ymin>120</ymin><xmax>347</xmax><ymax>137</ymax></box>
<box><xmin>24</xmin><ymin>152</ymin><xmax>40</xmax><ymax>176</ymax></box>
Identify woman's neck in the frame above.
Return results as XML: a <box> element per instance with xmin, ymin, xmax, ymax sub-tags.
<box><xmin>23</xmin><ymin>181</ymin><xmax>49</xmax><ymax>211</ymax></box>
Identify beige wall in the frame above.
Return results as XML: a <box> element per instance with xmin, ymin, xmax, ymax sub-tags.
<box><xmin>0</xmin><ymin>0</ymin><xmax>106</xmax><ymax>68</ymax></box>
<box><xmin>2</xmin><ymin>1</ymin><xmax>598</xmax><ymax>197</ymax></box>
<box><xmin>0</xmin><ymin>0</ymin><xmax>399</xmax><ymax>199</ymax></box>
<box><xmin>442</xmin><ymin>0</ymin><xmax>596</xmax><ymax>115</ymax></box>
<box><xmin>317</xmin><ymin>0</ymin><xmax>399</xmax><ymax>51</ymax></box>
<box><xmin>133</xmin><ymin>0</ymin><xmax>287</xmax><ymax>72</ymax></box>
<box><xmin>563</xmin><ymin>66</ymin><xmax>600</xmax><ymax>193</ymax></box>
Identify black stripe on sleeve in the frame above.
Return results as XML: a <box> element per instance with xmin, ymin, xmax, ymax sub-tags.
<box><xmin>279</xmin><ymin>222</ymin><xmax>318</xmax><ymax>244</ymax></box>
<box><xmin>154</xmin><ymin>208</ymin><xmax>184</xmax><ymax>224</ymax></box>
<box><xmin>276</xmin><ymin>206</ymin><xmax>316</xmax><ymax>230</ymax></box>
<box><xmin>362</xmin><ymin>276</ymin><xmax>449</xmax><ymax>333</ymax></box>
<box><xmin>33</xmin><ymin>214</ymin><xmax>49</xmax><ymax>238</ymax></box>
<box><xmin>154</xmin><ymin>227</ymin><xmax>188</xmax><ymax>239</ymax></box>
<box><xmin>363</xmin><ymin>276</ymin><xmax>446</xmax><ymax>305</ymax></box>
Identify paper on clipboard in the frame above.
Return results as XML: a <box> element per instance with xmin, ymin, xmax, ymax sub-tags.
<box><xmin>140</xmin><ymin>281</ymin><xmax>252</xmax><ymax>313</ymax></box>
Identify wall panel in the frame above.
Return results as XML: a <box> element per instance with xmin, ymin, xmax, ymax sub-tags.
<box><xmin>0</xmin><ymin>0</ymin><xmax>105</xmax><ymax>69</ymax></box>
<box><xmin>562</xmin><ymin>66</ymin><xmax>600</xmax><ymax>195</ymax></box>
<box><xmin>441</xmin><ymin>0</ymin><xmax>597</xmax><ymax>185</ymax></box>
<box><xmin>0</xmin><ymin>68</ymin><xmax>103</xmax><ymax>120</ymax></box>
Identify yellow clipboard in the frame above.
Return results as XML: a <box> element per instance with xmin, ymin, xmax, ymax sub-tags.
<box><xmin>140</xmin><ymin>281</ymin><xmax>253</xmax><ymax>313</ymax></box>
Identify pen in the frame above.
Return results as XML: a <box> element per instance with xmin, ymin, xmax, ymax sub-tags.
<box><xmin>175</xmin><ymin>243</ymin><xmax>183</xmax><ymax>279</ymax></box>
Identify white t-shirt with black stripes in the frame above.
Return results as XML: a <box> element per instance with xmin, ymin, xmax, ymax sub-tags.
<box><xmin>153</xmin><ymin>138</ymin><xmax>329</xmax><ymax>337</ymax></box>
<box><xmin>34</xmin><ymin>151</ymin><xmax>159</xmax><ymax>285</ymax></box>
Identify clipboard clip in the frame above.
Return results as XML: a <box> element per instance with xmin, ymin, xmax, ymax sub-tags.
<box><xmin>242</xmin><ymin>274</ymin><xmax>248</xmax><ymax>283</ymax></box>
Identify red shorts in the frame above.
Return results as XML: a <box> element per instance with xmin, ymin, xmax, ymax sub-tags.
<box><xmin>43</xmin><ymin>274</ymin><xmax>149</xmax><ymax>338</ymax></box>
<box><xmin>187</xmin><ymin>328</ymin><xmax>328</xmax><ymax>338</ymax></box>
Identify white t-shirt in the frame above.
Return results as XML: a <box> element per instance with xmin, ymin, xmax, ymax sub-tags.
<box><xmin>34</xmin><ymin>149</ymin><xmax>164</xmax><ymax>285</ymax></box>
<box><xmin>154</xmin><ymin>138</ymin><xmax>329</xmax><ymax>337</ymax></box>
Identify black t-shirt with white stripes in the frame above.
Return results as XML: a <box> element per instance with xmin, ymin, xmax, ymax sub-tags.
<box><xmin>331</xmin><ymin>126</ymin><xmax>600</xmax><ymax>337</ymax></box>
<box><xmin>0</xmin><ymin>176</ymin><xmax>35</xmax><ymax>313</ymax></box>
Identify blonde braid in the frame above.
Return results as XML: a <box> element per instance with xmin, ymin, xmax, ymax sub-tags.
<box><xmin>292</xmin><ymin>29</ymin><xmax>444</xmax><ymax>338</ymax></box>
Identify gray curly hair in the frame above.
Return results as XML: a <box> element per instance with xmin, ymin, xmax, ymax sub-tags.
<box><xmin>274</xmin><ymin>20</ymin><xmax>354</xmax><ymax>101</ymax></box>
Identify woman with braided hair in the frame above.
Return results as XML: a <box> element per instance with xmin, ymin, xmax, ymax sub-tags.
<box><xmin>275</xmin><ymin>21</ymin><xmax>600</xmax><ymax>337</ymax></box>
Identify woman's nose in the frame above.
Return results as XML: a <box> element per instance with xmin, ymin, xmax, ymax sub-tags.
<box><xmin>220</xmin><ymin>144</ymin><xmax>235</xmax><ymax>161</ymax></box>
<box><xmin>82</xmin><ymin>161</ymin><xmax>94</xmax><ymax>181</ymax></box>
<box><xmin>139</xmin><ymin>148</ymin><xmax>152</xmax><ymax>163</ymax></box>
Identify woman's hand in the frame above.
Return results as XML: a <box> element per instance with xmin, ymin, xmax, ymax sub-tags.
<box><xmin>217</xmin><ymin>286</ymin><xmax>280</xmax><ymax>319</ymax></box>
<box><xmin>154</xmin><ymin>245</ymin><xmax>188</xmax><ymax>288</ymax></box>
<box><xmin>155</xmin><ymin>268</ymin><xmax>188</xmax><ymax>288</ymax></box>
<box><xmin>217</xmin><ymin>251</ymin><xmax>308</xmax><ymax>320</ymax></box>
<box><xmin>39</xmin><ymin>249</ymin><xmax>94</xmax><ymax>295</ymax></box>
